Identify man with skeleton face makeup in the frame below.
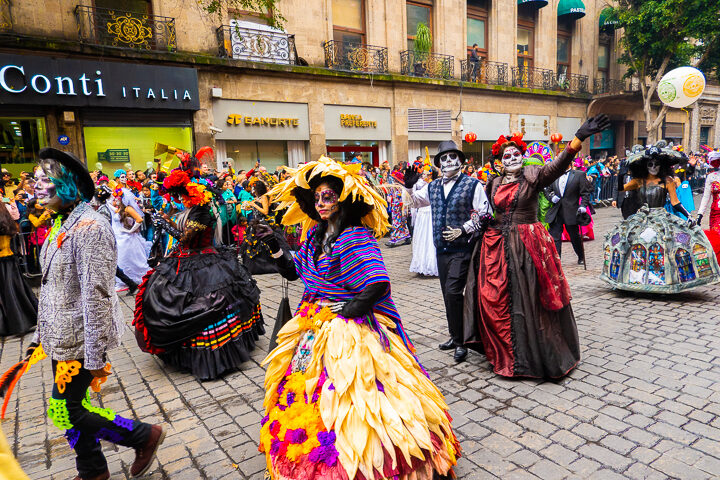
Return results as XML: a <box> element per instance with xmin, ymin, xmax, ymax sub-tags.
<box><xmin>403</xmin><ymin>140</ymin><xmax>492</xmax><ymax>363</ymax></box>
<box><xmin>24</xmin><ymin>149</ymin><xmax>165</xmax><ymax>480</ymax></box>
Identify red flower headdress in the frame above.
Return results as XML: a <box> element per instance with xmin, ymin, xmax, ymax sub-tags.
<box><xmin>491</xmin><ymin>133</ymin><xmax>527</xmax><ymax>158</ymax></box>
<box><xmin>162</xmin><ymin>169</ymin><xmax>191</xmax><ymax>191</ymax></box>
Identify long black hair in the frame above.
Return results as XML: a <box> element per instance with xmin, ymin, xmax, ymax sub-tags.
<box><xmin>0</xmin><ymin>203</ymin><xmax>17</xmax><ymax>235</ymax></box>
<box><xmin>292</xmin><ymin>174</ymin><xmax>373</xmax><ymax>256</ymax></box>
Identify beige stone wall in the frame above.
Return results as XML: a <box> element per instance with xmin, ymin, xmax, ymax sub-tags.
<box><xmin>9</xmin><ymin>0</ymin><xmax>620</xmax><ymax>81</ymax></box>
<box><xmin>196</xmin><ymin>68</ymin><xmax>591</xmax><ymax>164</ymax></box>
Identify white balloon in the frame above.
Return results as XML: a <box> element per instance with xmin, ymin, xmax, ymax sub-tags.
<box><xmin>657</xmin><ymin>66</ymin><xmax>706</xmax><ymax>109</ymax></box>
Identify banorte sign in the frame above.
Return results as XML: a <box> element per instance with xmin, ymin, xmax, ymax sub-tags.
<box><xmin>226</xmin><ymin>114</ymin><xmax>299</xmax><ymax>127</ymax></box>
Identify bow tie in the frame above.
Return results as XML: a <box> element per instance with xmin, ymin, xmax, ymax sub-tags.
<box><xmin>442</xmin><ymin>172</ymin><xmax>460</xmax><ymax>184</ymax></box>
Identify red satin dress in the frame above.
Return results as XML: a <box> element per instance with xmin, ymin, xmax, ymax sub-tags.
<box><xmin>477</xmin><ymin>181</ymin><xmax>580</xmax><ymax>378</ymax></box>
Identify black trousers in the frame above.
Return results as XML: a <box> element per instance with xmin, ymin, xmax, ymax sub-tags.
<box><xmin>436</xmin><ymin>250</ymin><xmax>472</xmax><ymax>346</ymax></box>
<box><xmin>549</xmin><ymin>220</ymin><xmax>584</xmax><ymax>260</ymax></box>
<box><xmin>49</xmin><ymin>360</ymin><xmax>151</xmax><ymax>478</ymax></box>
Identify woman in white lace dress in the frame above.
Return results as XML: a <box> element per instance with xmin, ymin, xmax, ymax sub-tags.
<box><xmin>409</xmin><ymin>170</ymin><xmax>438</xmax><ymax>276</ymax></box>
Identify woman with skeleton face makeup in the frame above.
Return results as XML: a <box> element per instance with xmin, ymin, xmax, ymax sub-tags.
<box><xmin>463</xmin><ymin>115</ymin><xmax>611</xmax><ymax>379</ymax></box>
<box><xmin>600</xmin><ymin>142</ymin><xmax>720</xmax><ymax>293</ymax></box>
<box><xmin>255</xmin><ymin>156</ymin><xmax>461</xmax><ymax>480</ymax></box>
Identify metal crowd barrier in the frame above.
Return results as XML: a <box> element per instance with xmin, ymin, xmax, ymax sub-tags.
<box><xmin>591</xmin><ymin>171</ymin><xmax>708</xmax><ymax>204</ymax></box>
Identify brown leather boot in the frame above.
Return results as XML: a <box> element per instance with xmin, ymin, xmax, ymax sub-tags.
<box><xmin>130</xmin><ymin>424</ymin><xmax>166</xmax><ymax>478</ymax></box>
<box><xmin>72</xmin><ymin>469</ymin><xmax>110</xmax><ymax>480</ymax></box>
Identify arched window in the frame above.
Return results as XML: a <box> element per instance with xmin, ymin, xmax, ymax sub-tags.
<box><xmin>675</xmin><ymin>248</ymin><xmax>696</xmax><ymax>282</ymax></box>
<box><xmin>628</xmin><ymin>244</ymin><xmax>647</xmax><ymax>284</ymax></box>
<box><xmin>648</xmin><ymin>243</ymin><xmax>665</xmax><ymax>285</ymax></box>
<box><xmin>693</xmin><ymin>244</ymin><xmax>712</xmax><ymax>278</ymax></box>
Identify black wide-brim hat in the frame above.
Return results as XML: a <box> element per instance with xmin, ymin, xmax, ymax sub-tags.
<box><xmin>39</xmin><ymin>147</ymin><xmax>95</xmax><ymax>202</ymax></box>
<box><xmin>433</xmin><ymin>140</ymin><xmax>466</xmax><ymax>168</ymax></box>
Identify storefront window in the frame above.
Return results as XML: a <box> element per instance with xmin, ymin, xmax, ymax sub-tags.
<box><xmin>0</xmin><ymin>117</ymin><xmax>48</xmax><ymax>177</ymax></box>
<box><xmin>83</xmin><ymin>126</ymin><xmax>193</xmax><ymax>174</ymax></box>
<box><xmin>326</xmin><ymin>140</ymin><xmax>378</xmax><ymax>165</ymax></box>
<box><xmin>462</xmin><ymin>140</ymin><xmax>493</xmax><ymax>166</ymax></box>
<box><xmin>224</xmin><ymin>140</ymin><xmax>288</xmax><ymax>173</ymax></box>
<box><xmin>700</xmin><ymin>126</ymin><xmax>710</xmax><ymax>147</ymax></box>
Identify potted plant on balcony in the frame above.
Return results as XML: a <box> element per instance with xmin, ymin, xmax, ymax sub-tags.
<box><xmin>413</xmin><ymin>23</ymin><xmax>431</xmax><ymax>77</ymax></box>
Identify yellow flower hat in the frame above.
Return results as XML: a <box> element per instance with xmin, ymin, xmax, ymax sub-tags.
<box><xmin>269</xmin><ymin>156</ymin><xmax>389</xmax><ymax>241</ymax></box>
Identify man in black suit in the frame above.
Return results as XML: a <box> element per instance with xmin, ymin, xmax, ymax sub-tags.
<box><xmin>546</xmin><ymin>164</ymin><xmax>592</xmax><ymax>264</ymax></box>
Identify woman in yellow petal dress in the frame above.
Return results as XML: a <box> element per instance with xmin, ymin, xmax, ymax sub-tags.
<box><xmin>255</xmin><ymin>157</ymin><xmax>460</xmax><ymax>480</ymax></box>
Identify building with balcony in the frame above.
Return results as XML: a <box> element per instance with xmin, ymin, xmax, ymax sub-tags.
<box><xmin>0</xmin><ymin>0</ymin><xmax>716</xmax><ymax>176</ymax></box>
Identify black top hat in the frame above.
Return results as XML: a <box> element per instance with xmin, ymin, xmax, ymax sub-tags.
<box><xmin>433</xmin><ymin>140</ymin><xmax>466</xmax><ymax>168</ymax></box>
<box><xmin>39</xmin><ymin>148</ymin><xmax>95</xmax><ymax>202</ymax></box>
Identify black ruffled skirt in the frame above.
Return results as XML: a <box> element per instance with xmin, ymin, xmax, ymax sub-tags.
<box><xmin>0</xmin><ymin>255</ymin><xmax>37</xmax><ymax>336</ymax></box>
<box><xmin>134</xmin><ymin>247</ymin><xmax>264</xmax><ymax>381</ymax></box>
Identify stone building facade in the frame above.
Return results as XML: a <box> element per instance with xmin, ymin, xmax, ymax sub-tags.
<box><xmin>0</xmin><ymin>0</ymin><xmax>716</xmax><ymax>175</ymax></box>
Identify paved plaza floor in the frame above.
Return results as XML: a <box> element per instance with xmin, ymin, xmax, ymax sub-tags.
<box><xmin>2</xmin><ymin>206</ymin><xmax>720</xmax><ymax>479</ymax></box>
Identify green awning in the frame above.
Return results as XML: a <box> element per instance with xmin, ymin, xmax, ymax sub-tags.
<box><xmin>558</xmin><ymin>0</ymin><xmax>586</xmax><ymax>20</ymax></box>
<box><xmin>517</xmin><ymin>0</ymin><xmax>548</xmax><ymax>8</ymax></box>
<box><xmin>598</xmin><ymin>7</ymin><xmax>619</xmax><ymax>30</ymax></box>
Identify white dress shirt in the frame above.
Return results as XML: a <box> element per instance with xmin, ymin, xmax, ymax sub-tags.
<box><xmin>558</xmin><ymin>171</ymin><xmax>571</xmax><ymax>197</ymax></box>
<box><xmin>406</xmin><ymin>174</ymin><xmax>492</xmax><ymax>233</ymax></box>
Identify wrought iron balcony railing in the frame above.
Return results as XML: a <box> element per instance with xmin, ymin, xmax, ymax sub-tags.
<box><xmin>216</xmin><ymin>24</ymin><xmax>296</xmax><ymax>65</ymax></box>
<box><xmin>400</xmin><ymin>50</ymin><xmax>454</xmax><ymax>79</ymax></box>
<box><xmin>593</xmin><ymin>78</ymin><xmax>626</xmax><ymax>95</ymax></box>
<box><xmin>74</xmin><ymin>5</ymin><xmax>177</xmax><ymax>52</ymax></box>
<box><xmin>512</xmin><ymin>66</ymin><xmax>556</xmax><ymax>90</ymax></box>
<box><xmin>323</xmin><ymin>40</ymin><xmax>388</xmax><ymax>74</ymax></box>
<box><xmin>556</xmin><ymin>73</ymin><xmax>589</xmax><ymax>94</ymax></box>
<box><xmin>460</xmin><ymin>59</ymin><xmax>508</xmax><ymax>86</ymax></box>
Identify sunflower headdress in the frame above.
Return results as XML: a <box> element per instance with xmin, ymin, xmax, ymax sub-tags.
<box><xmin>270</xmin><ymin>156</ymin><xmax>389</xmax><ymax>241</ymax></box>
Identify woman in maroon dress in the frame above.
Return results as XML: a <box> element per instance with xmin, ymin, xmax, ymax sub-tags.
<box><xmin>464</xmin><ymin>115</ymin><xmax>610</xmax><ymax>378</ymax></box>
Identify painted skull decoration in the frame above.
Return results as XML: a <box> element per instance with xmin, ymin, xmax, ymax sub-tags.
<box><xmin>502</xmin><ymin>146</ymin><xmax>524</xmax><ymax>174</ymax></box>
<box><xmin>34</xmin><ymin>159</ymin><xmax>66</xmax><ymax>212</ymax></box>
<box><xmin>647</xmin><ymin>159</ymin><xmax>661</xmax><ymax>177</ymax></box>
<box><xmin>439</xmin><ymin>152</ymin><xmax>462</xmax><ymax>177</ymax></box>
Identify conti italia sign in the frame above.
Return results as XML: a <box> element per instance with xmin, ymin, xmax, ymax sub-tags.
<box><xmin>227</xmin><ymin>114</ymin><xmax>299</xmax><ymax>127</ymax></box>
<box><xmin>213</xmin><ymin>99</ymin><xmax>309</xmax><ymax>141</ymax></box>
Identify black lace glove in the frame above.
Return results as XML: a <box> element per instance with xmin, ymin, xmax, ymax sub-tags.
<box><xmin>403</xmin><ymin>166</ymin><xmax>420</xmax><ymax>189</ymax></box>
<box><xmin>575</xmin><ymin>114</ymin><xmax>611</xmax><ymax>142</ymax></box>
<box><xmin>672</xmin><ymin>203</ymin><xmax>693</xmax><ymax>225</ymax></box>
<box><xmin>339</xmin><ymin>282</ymin><xmax>389</xmax><ymax>319</ymax></box>
<box><xmin>255</xmin><ymin>223</ymin><xmax>280</xmax><ymax>254</ymax></box>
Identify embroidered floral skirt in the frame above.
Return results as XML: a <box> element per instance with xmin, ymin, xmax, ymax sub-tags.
<box><xmin>260</xmin><ymin>302</ymin><xmax>460</xmax><ymax>480</ymax></box>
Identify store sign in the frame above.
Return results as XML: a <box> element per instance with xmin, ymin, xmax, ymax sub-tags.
<box><xmin>462</xmin><ymin>112</ymin><xmax>510</xmax><ymax>140</ymax></box>
<box><xmin>325</xmin><ymin>105</ymin><xmax>391</xmax><ymax>141</ymax></box>
<box><xmin>0</xmin><ymin>53</ymin><xmax>199</xmax><ymax>110</ymax></box>
<box><xmin>340</xmin><ymin>114</ymin><xmax>377</xmax><ymax>128</ymax></box>
<box><xmin>213</xmin><ymin>99</ymin><xmax>309</xmax><ymax>141</ymax></box>
<box><xmin>227</xmin><ymin>114</ymin><xmax>299</xmax><ymax>127</ymax></box>
<box><xmin>97</xmin><ymin>148</ymin><xmax>130</xmax><ymax>162</ymax></box>
<box><xmin>518</xmin><ymin>115</ymin><xmax>550</xmax><ymax>140</ymax></box>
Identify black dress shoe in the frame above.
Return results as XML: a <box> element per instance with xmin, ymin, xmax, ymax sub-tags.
<box><xmin>454</xmin><ymin>346</ymin><xmax>468</xmax><ymax>362</ymax></box>
<box><xmin>438</xmin><ymin>339</ymin><xmax>455</xmax><ymax>351</ymax></box>
<box><xmin>577</xmin><ymin>257</ymin><xmax>585</xmax><ymax>265</ymax></box>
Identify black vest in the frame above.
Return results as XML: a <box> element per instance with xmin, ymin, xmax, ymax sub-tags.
<box><xmin>428</xmin><ymin>174</ymin><xmax>478</xmax><ymax>253</ymax></box>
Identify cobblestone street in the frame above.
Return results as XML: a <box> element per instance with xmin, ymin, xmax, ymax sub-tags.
<box><xmin>3</xmin><ymin>205</ymin><xmax>720</xmax><ymax>480</ymax></box>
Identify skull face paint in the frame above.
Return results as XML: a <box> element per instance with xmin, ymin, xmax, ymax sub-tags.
<box><xmin>34</xmin><ymin>161</ymin><xmax>63</xmax><ymax>211</ymax></box>
<box><xmin>439</xmin><ymin>152</ymin><xmax>462</xmax><ymax>178</ymax></box>
<box><xmin>502</xmin><ymin>146</ymin><xmax>524</xmax><ymax>174</ymax></box>
<box><xmin>314</xmin><ymin>183</ymin><xmax>340</xmax><ymax>221</ymax></box>
<box><xmin>647</xmin><ymin>159</ymin><xmax>660</xmax><ymax>177</ymax></box>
